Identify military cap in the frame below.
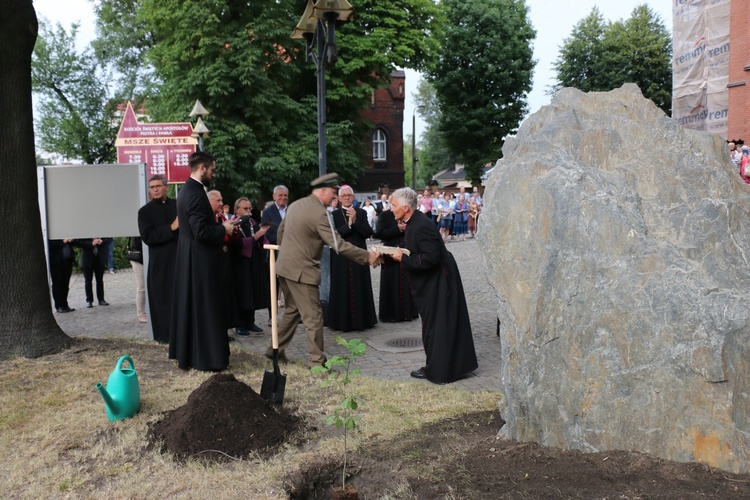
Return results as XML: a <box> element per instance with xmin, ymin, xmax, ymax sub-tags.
<box><xmin>310</xmin><ymin>172</ymin><xmax>340</xmax><ymax>189</ymax></box>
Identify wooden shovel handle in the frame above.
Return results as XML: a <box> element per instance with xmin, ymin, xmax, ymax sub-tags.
<box><xmin>264</xmin><ymin>244</ymin><xmax>279</xmax><ymax>349</ymax></box>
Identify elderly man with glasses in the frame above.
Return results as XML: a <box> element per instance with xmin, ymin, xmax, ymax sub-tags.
<box><xmin>324</xmin><ymin>184</ymin><xmax>378</xmax><ymax>332</ymax></box>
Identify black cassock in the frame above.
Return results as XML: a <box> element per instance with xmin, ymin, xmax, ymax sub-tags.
<box><xmin>376</xmin><ymin>210</ymin><xmax>419</xmax><ymax>323</ymax></box>
<box><xmin>138</xmin><ymin>198</ymin><xmax>178</xmax><ymax>343</ymax></box>
<box><xmin>169</xmin><ymin>177</ymin><xmax>229</xmax><ymax>371</ymax></box>
<box><xmin>401</xmin><ymin>210</ymin><xmax>478</xmax><ymax>383</ymax></box>
<box><xmin>231</xmin><ymin>218</ymin><xmax>271</xmax><ymax>318</ymax></box>
<box><xmin>325</xmin><ymin>206</ymin><xmax>378</xmax><ymax>332</ymax></box>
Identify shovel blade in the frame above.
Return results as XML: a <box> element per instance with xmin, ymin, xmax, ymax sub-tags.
<box><xmin>260</xmin><ymin>369</ymin><xmax>287</xmax><ymax>405</ymax></box>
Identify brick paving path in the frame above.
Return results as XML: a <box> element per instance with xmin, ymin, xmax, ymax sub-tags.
<box><xmin>55</xmin><ymin>238</ymin><xmax>501</xmax><ymax>392</ymax></box>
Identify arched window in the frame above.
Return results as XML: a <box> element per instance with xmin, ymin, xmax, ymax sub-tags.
<box><xmin>372</xmin><ymin>129</ymin><xmax>387</xmax><ymax>161</ymax></box>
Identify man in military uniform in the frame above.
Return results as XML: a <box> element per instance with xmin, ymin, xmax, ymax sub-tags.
<box><xmin>266</xmin><ymin>173</ymin><xmax>381</xmax><ymax>367</ymax></box>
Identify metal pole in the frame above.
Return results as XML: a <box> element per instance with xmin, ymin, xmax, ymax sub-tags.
<box><xmin>411</xmin><ymin>110</ymin><xmax>417</xmax><ymax>190</ymax></box>
<box><xmin>316</xmin><ymin>19</ymin><xmax>327</xmax><ymax>177</ymax></box>
<box><xmin>315</xmin><ymin>18</ymin><xmax>330</xmax><ymax>303</ymax></box>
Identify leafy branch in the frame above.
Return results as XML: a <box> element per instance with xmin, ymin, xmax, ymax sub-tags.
<box><xmin>311</xmin><ymin>336</ymin><xmax>366</xmax><ymax>491</ymax></box>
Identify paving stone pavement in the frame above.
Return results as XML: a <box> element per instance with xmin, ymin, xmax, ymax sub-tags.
<box><xmin>55</xmin><ymin>238</ymin><xmax>502</xmax><ymax>393</ymax></box>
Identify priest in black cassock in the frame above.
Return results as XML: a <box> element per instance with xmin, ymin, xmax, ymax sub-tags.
<box><xmin>324</xmin><ymin>185</ymin><xmax>378</xmax><ymax>332</ymax></box>
<box><xmin>138</xmin><ymin>174</ymin><xmax>178</xmax><ymax>343</ymax></box>
<box><xmin>389</xmin><ymin>187</ymin><xmax>478</xmax><ymax>384</ymax></box>
<box><xmin>376</xmin><ymin>207</ymin><xmax>419</xmax><ymax>323</ymax></box>
<box><xmin>169</xmin><ymin>152</ymin><xmax>236</xmax><ymax>371</ymax></box>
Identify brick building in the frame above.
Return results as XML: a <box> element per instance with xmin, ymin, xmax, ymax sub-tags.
<box><xmin>727</xmin><ymin>0</ymin><xmax>749</xmax><ymax>142</ymax></box>
<box><xmin>355</xmin><ymin>70</ymin><xmax>405</xmax><ymax>194</ymax></box>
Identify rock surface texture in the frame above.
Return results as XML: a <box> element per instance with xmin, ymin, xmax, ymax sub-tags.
<box><xmin>479</xmin><ymin>84</ymin><xmax>750</xmax><ymax>474</ymax></box>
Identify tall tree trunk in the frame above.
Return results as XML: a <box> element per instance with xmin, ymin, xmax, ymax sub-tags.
<box><xmin>0</xmin><ymin>0</ymin><xmax>71</xmax><ymax>359</ymax></box>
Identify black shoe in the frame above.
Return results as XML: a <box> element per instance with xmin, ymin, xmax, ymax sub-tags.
<box><xmin>248</xmin><ymin>324</ymin><xmax>263</xmax><ymax>333</ymax></box>
<box><xmin>56</xmin><ymin>306</ymin><xmax>75</xmax><ymax>313</ymax></box>
<box><xmin>234</xmin><ymin>327</ymin><xmax>250</xmax><ymax>336</ymax></box>
<box><xmin>98</xmin><ymin>300</ymin><xmax>109</xmax><ymax>306</ymax></box>
<box><xmin>410</xmin><ymin>367</ymin><xmax>427</xmax><ymax>379</ymax></box>
<box><xmin>87</xmin><ymin>302</ymin><xmax>94</xmax><ymax>308</ymax></box>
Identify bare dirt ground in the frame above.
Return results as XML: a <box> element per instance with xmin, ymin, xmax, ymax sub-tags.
<box><xmin>70</xmin><ymin>340</ymin><xmax>750</xmax><ymax>499</ymax></box>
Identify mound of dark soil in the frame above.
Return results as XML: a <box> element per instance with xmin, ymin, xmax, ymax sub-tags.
<box><xmin>148</xmin><ymin>373</ymin><xmax>300</xmax><ymax>461</ymax></box>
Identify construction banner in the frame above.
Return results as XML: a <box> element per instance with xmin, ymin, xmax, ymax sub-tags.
<box><xmin>672</xmin><ymin>0</ymin><xmax>730</xmax><ymax>136</ymax></box>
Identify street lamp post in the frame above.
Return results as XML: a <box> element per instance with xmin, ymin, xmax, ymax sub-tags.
<box><xmin>411</xmin><ymin>110</ymin><xmax>417</xmax><ymax>190</ymax></box>
<box><xmin>189</xmin><ymin>99</ymin><xmax>211</xmax><ymax>152</ymax></box>
<box><xmin>292</xmin><ymin>0</ymin><xmax>354</xmax><ymax>178</ymax></box>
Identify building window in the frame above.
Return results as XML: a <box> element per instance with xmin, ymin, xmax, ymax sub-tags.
<box><xmin>373</xmin><ymin>129</ymin><xmax>387</xmax><ymax>161</ymax></box>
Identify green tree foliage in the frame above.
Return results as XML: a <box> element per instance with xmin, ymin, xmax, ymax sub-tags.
<box><xmin>549</xmin><ymin>7</ymin><xmax>609</xmax><ymax>94</ymax></box>
<box><xmin>138</xmin><ymin>0</ymin><xmax>315</xmax><ymax>199</ymax></box>
<box><xmin>331</xmin><ymin>0</ymin><xmax>442</xmax><ymax>103</ymax></box>
<box><xmin>413</xmin><ymin>78</ymin><xmax>457</xmax><ymax>186</ymax></box>
<box><xmin>95</xmin><ymin>0</ymin><xmax>441</xmax><ymax>201</ymax></box>
<box><xmin>427</xmin><ymin>0</ymin><xmax>535</xmax><ymax>185</ymax></box>
<box><xmin>92</xmin><ymin>0</ymin><xmax>154</xmax><ymax>100</ymax></box>
<box><xmin>32</xmin><ymin>20</ymin><xmax>119</xmax><ymax>164</ymax></box>
<box><xmin>552</xmin><ymin>5</ymin><xmax>672</xmax><ymax>115</ymax></box>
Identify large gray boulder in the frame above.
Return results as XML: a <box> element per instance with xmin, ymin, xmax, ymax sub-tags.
<box><xmin>479</xmin><ymin>84</ymin><xmax>750</xmax><ymax>473</ymax></box>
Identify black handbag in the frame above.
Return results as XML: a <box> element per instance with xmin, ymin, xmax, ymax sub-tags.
<box><xmin>125</xmin><ymin>238</ymin><xmax>143</xmax><ymax>264</ymax></box>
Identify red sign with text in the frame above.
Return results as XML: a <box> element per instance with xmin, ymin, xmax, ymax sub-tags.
<box><xmin>115</xmin><ymin>102</ymin><xmax>197</xmax><ymax>183</ymax></box>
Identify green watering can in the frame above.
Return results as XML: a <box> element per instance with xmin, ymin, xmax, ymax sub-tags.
<box><xmin>96</xmin><ymin>355</ymin><xmax>141</xmax><ymax>421</ymax></box>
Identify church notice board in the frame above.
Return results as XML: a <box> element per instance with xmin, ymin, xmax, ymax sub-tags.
<box><xmin>115</xmin><ymin>102</ymin><xmax>198</xmax><ymax>183</ymax></box>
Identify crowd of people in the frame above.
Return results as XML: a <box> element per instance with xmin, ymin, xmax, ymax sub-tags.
<box><xmin>416</xmin><ymin>186</ymin><xmax>483</xmax><ymax>241</ymax></box>
<box><xmin>729</xmin><ymin>139</ymin><xmax>750</xmax><ymax>185</ymax></box>
<box><xmin>47</xmin><ymin>152</ymin><xmax>482</xmax><ymax>384</ymax></box>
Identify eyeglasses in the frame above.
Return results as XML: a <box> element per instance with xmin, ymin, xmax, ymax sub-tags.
<box><xmin>149</xmin><ymin>185</ymin><xmax>166</xmax><ymax>189</ymax></box>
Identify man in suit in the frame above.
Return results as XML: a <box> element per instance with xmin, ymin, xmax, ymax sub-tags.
<box><xmin>374</xmin><ymin>193</ymin><xmax>390</xmax><ymax>214</ymax></box>
<box><xmin>77</xmin><ymin>237</ymin><xmax>112</xmax><ymax>308</ymax></box>
<box><xmin>260</xmin><ymin>185</ymin><xmax>288</xmax><ymax>245</ymax></box>
<box><xmin>138</xmin><ymin>174</ymin><xmax>178</xmax><ymax>343</ymax></box>
<box><xmin>389</xmin><ymin>187</ymin><xmax>478</xmax><ymax>384</ymax></box>
<box><xmin>48</xmin><ymin>238</ymin><xmax>76</xmax><ymax>313</ymax></box>
<box><xmin>265</xmin><ymin>173</ymin><xmax>381</xmax><ymax>368</ymax></box>
<box><xmin>260</xmin><ymin>185</ymin><xmax>288</xmax><ymax>321</ymax></box>
<box><xmin>169</xmin><ymin>152</ymin><xmax>236</xmax><ymax>371</ymax></box>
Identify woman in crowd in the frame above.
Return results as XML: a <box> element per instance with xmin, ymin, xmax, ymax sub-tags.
<box><xmin>127</xmin><ymin>236</ymin><xmax>147</xmax><ymax>322</ymax></box>
<box><xmin>453</xmin><ymin>194</ymin><xmax>469</xmax><ymax>241</ymax></box>
<box><xmin>438</xmin><ymin>193</ymin><xmax>454</xmax><ymax>242</ymax></box>
<box><xmin>443</xmin><ymin>193</ymin><xmax>458</xmax><ymax>239</ymax></box>
<box><xmin>362</xmin><ymin>199</ymin><xmax>377</xmax><ymax>237</ymax></box>
<box><xmin>468</xmin><ymin>198</ymin><xmax>480</xmax><ymax>238</ymax></box>
<box><xmin>740</xmin><ymin>146</ymin><xmax>750</xmax><ymax>185</ymax></box>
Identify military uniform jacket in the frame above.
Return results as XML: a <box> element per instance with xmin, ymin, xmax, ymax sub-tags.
<box><xmin>276</xmin><ymin>194</ymin><xmax>369</xmax><ymax>286</ymax></box>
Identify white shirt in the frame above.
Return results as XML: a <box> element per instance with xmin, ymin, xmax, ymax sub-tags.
<box><xmin>276</xmin><ymin>203</ymin><xmax>287</xmax><ymax>220</ymax></box>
